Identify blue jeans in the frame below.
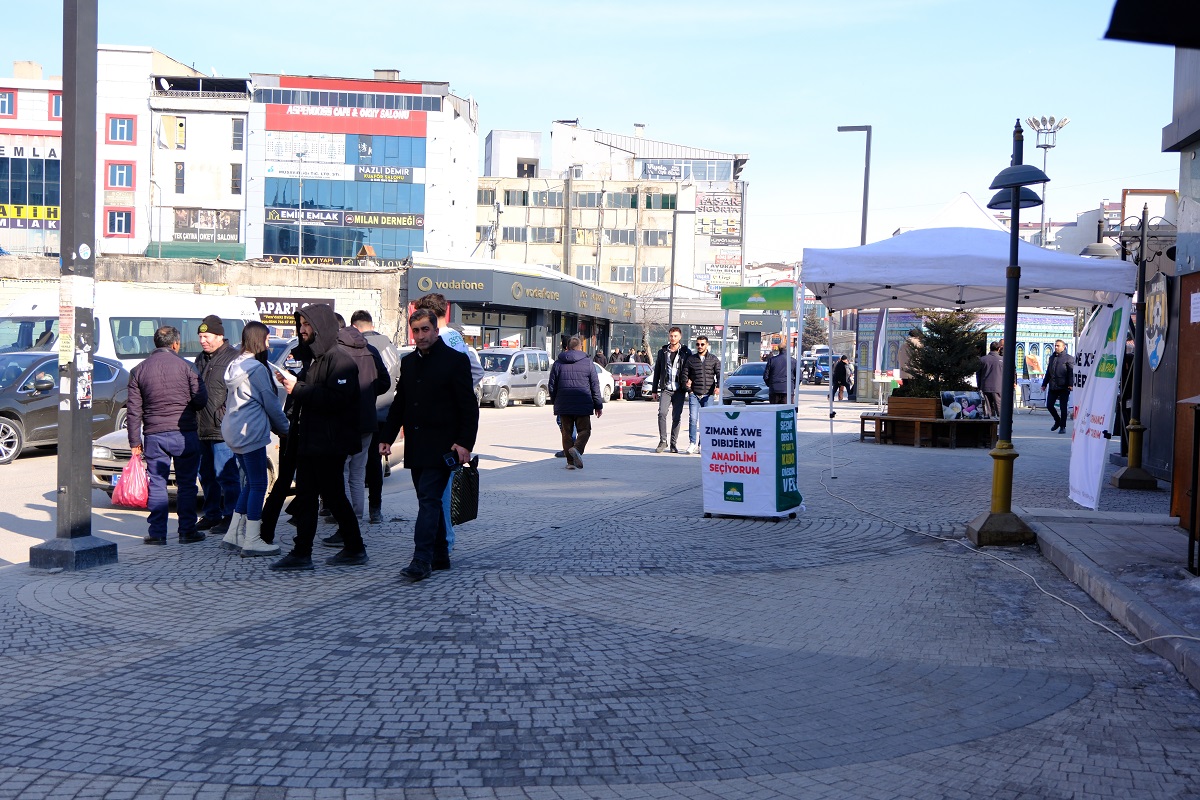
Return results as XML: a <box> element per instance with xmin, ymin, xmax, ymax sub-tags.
<box><xmin>233</xmin><ymin>448</ymin><xmax>269</xmax><ymax>521</ymax></box>
<box><xmin>441</xmin><ymin>466</ymin><xmax>459</xmax><ymax>553</ymax></box>
<box><xmin>144</xmin><ymin>430</ymin><xmax>200</xmax><ymax>540</ymax></box>
<box><xmin>688</xmin><ymin>393</ymin><xmax>715</xmax><ymax>444</ymax></box>
<box><xmin>199</xmin><ymin>440</ymin><xmax>240</xmax><ymax>519</ymax></box>
<box><xmin>411</xmin><ymin>467</ymin><xmax>452</xmax><ymax>566</ymax></box>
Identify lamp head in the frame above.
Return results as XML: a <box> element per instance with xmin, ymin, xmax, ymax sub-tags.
<box><xmin>987</xmin><ymin>187</ymin><xmax>1043</xmax><ymax>210</ymax></box>
<box><xmin>989</xmin><ymin>164</ymin><xmax>1050</xmax><ymax>190</ymax></box>
<box><xmin>1079</xmin><ymin>242</ymin><xmax>1119</xmax><ymax>258</ymax></box>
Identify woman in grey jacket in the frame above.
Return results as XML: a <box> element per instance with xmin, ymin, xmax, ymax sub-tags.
<box><xmin>220</xmin><ymin>322</ymin><xmax>289</xmax><ymax>556</ymax></box>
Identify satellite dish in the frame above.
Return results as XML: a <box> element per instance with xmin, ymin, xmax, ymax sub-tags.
<box><xmin>158</xmin><ymin>78</ymin><xmax>171</xmax><ymax>91</ymax></box>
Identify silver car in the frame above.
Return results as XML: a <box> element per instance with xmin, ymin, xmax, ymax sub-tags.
<box><xmin>478</xmin><ymin>348</ymin><xmax>551</xmax><ymax>408</ymax></box>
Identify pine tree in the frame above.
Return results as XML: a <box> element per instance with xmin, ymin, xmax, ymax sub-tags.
<box><xmin>894</xmin><ymin>309</ymin><xmax>985</xmax><ymax>397</ymax></box>
<box><xmin>801</xmin><ymin>308</ymin><xmax>827</xmax><ymax>352</ymax></box>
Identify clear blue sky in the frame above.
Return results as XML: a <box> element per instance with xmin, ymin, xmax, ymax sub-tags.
<box><xmin>8</xmin><ymin>0</ymin><xmax>1179</xmax><ymax>263</ymax></box>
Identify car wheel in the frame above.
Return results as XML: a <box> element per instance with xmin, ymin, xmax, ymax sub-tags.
<box><xmin>494</xmin><ymin>388</ymin><xmax>510</xmax><ymax>409</ymax></box>
<box><xmin>722</xmin><ymin>399</ymin><xmax>733</xmax><ymax>405</ymax></box>
<box><xmin>114</xmin><ymin>406</ymin><xmax>128</xmax><ymax>432</ymax></box>
<box><xmin>533</xmin><ymin>386</ymin><xmax>547</xmax><ymax>407</ymax></box>
<box><xmin>0</xmin><ymin>417</ymin><xmax>24</xmax><ymax>465</ymax></box>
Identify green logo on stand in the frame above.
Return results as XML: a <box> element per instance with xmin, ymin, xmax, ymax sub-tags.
<box><xmin>724</xmin><ymin>482</ymin><xmax>744</xmax><ymax>502</ymax></box>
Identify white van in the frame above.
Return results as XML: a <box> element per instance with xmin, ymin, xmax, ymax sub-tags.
<box><xmin>0</xmin><ymin>284</ymin><xmax>261</xmax><ymax>368</ymax></box>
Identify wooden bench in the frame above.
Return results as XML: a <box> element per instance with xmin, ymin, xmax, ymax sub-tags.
<box><xmin>860</xmin><ymin>413</ymin><xmax>999</xmax><ymax>449</ymax></box>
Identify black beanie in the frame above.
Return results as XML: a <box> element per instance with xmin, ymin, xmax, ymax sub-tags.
<box><xmin>198</xmin><ymin>315</ymin><xmax>225</xmax><ymax>337</ymax></box>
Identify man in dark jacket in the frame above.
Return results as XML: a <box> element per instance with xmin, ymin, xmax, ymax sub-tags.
<box><xmin>684</xmin><ymin>335</ymin><xmax>721</xmax><ymax>454</ymax></box>
<box><xmin>976</xmin><ymin>340</ymin><xmax>1004</xmax><ymax>418</ymax></box>
<box><xmin>1042</xmin><ymin>339</ymin><xmax>1075</xmax><ymax>434</ymax></box>
<box><xmin>270</xmin><ymin>304</ymin><xmax>367</xmax><ymax>570</ymax></box>
<box><xmin>593</xmin><ymin>348</ymin><xmax>608</xmax><ymax>368</ymax></box>
<box><xmin>762</xmin><ymin>345</ymin><xmax>797</xmax><ymax>404</ymax></box>
<box><xmin>126</xmin><ymin>326</ymin><xmax>208</xmax><ymax>545</ymax></box>
<box><xmin>832</xmin><ymin>355</ymin><xmax>852</xmax><ymax>401</ymax></box>
<box><xmin>549</xmin><ymin>335</ymin><xmax>604</xmax><ymax>470</ymax></box>
<box><xmin>352</xmin><ymin>310</ymin><xmax>401</xmax><ymax>524</ymax></box>
<box><xmin>379</xmin><ymin>308</ymin><xmax>479</xmax><ymax>582</ymax></box>
<box><xmin>651</xmin><ymin>327</ymin><xmax>691</xmax><ymax>453</ymax></box>
<box><xmin>193</xmin><ymin>315</ymin><xmax>240</xmax><ymax>535</ymax></box>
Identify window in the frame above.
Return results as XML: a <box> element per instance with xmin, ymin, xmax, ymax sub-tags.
<box><xmin>0</xmin><ymin>91</ymin><xmax>14</xmax><ymax>117</ymax></box>
<box><xmin>105</xmin><ymin>162</ymin><xmax>135</xmax><ymax>189</ymax></box>
<box><xmin>604</xmin><ymin>229</ymin><xmax>636</xmax><ymax>246</ymax></box>
<box><xmin>575</xmin><ymin>264</ymin><xmax>598</xmax><ymax>282</ymax></box>
<box><xmin>644</xmin><ymin>192</ymin><xmax>677</xmax><ymax>210</ymax></box>
<box><xmin>503</xmin><ymin>189</ymin><xmax>529</xmax><ymax>206</ymax></box>
<box><xmin>516</xmin><ymin>158</ymin><xmax>538</xmax><ymax>178</ymax></box>
<box><xmin>642</xmin><ymin>230</ymin><xmax>671</xmax><ymax>247</ymax></box>
<box><xmin>475</xmin><ymin>225</ymin><xmax>488</xmax><ymax>242</ymax></box>
<box><xmin>640</xmin><ymin>266</ymin><xmax>666</xmax><ymax>283</ymax></box>
<box><xmin>477</xmin><ymin>188</ymin><xmax>495</xmax><ymax>206</ymax></box>
<box><xmin>501</xmin><ymin>226</ymin><xmax>527</xmax><ymax>242</ymax></box>
<box><xmin>49</xmin><ymin>92</ymin><xmax>62</xmax><ymax>120</ymax></box>
<box><xmin>572</xmin><ymin>191</ymin><xmax>601</xmax><ymax>208</ymax></box>
<box><xmin>231</xmin><ymin>163</ymin><xmax>242</xmax><ymax>194</ymax></box>
<box><xmin>531</xmin><ymin>190</ymin><xmax>562</xmax><ymax>208</ymax></box>
<box><xmin>529</xmin><ymin>227</ymin><xmax>560</xmax><ymax>243</ymax></box>
<box><xmin>174</xmin><ymin>162</ymin><xmax>185</xmax><ymax>193</ymax></box>
<box><xmin>104</xmin><ymin>208</ymin><xmax>134</xmax><ymax>237</ymax></box>
<box><xmin>173</xmin><ymin>116</ymin><xmax>186</xmax><ymax>149</ymax></box>
<box><xmin>573</xmin><ymin>229</ymin><xmax>598</xmax><ymax>246</ymax></box>
<box><xmin>231</xmin><ymin>118</ymin><xmax>244</xmax><ymax>150</ymax></box>
<box><xmin>606</xmin><ymin>191</ymin><xmax>637</xmax><ymax>209</ymax></box>
<box><xmin>106</xmin><ymin>115</ymin><xmax>135</xmax><ymax>144</ymax></box>
<box><xmin>609</xmin><ymin>265</ymin><xmax>634</xmax><ymax>283</ymax></box>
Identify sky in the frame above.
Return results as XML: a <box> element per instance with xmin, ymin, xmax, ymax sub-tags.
<box><xmin>6</xmin><ymin>0</ymin><xmax>1181</xmax><ymax>264</ymax></box>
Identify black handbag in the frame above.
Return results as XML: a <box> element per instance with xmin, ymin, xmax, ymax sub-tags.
<box><xmin>450</xmin><ymin>456</ymin><xmax>479</xmax><ymax>526</ymax></box>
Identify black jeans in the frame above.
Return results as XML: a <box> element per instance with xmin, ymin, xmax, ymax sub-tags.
<box><xmin>1046</xmin><ymin>388</ymin><xmax>1071</xmax><ymax>428</ymax></box>
<box><xmin>410</xmin><ymin>467</ymin><xmax>452</xmax><ymax>566</ymax></box>
<box><xmin>290</xmin><ymin>457</ymin><xmax>364</xmax><ymax>557</ymax></box>
<box><xmin>259</xmin><ymin>441</ymin><xmax>299</xmax><ymax>544</ymax></box>
<box><xmin>365</xmin><ymin>430</ymin><xmax>386</xmax><ymax>510</ymax></box>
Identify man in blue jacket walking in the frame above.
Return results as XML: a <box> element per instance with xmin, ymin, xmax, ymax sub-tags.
<box><xmin>548</xmin><ymin>335</ymin><xmax>604</xmax><ymax>470</ymax></box>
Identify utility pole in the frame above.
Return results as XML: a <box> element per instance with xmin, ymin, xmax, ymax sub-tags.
<box><xmin>31</xmin><ymin>0</ymin><xmax>117</xmax><ymax>570</ymax></box>
<box><xmin>295</xmin><ymin>151</ymin><xmax>306</xmax><ymax>264</ymax></box>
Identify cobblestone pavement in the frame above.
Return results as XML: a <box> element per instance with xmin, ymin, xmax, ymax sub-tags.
<box><xmin>0</xmin><ymin>395</ymin><xmax>1198</xmax><ymax>798</ymax></box>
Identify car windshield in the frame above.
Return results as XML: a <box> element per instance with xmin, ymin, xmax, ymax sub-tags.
<box><xmin>732</xmin><ymin>362</ymin><xmax>767</xmax><ymax>376</ymax></box>
<box><xmin>268</xmin><ymin>340</ymin><xmax>291</xmax><ymax>364</ymax></box>
<box><xmin>0</xmin><ymin>353</ymin><xmax>44</xmax><ymax>389</ymax></box>
<box><xmin>609</xmin><ymin>363</ymin><xmax>640</xmax><ymax>376</ymax></box>
<box><xmin>480</xmin><ymin>353</ymin><xmax>511</xmax><ymax>372</ymax></box>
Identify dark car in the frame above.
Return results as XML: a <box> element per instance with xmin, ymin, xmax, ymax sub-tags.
<box><xmin>608</xmin><ymin>361</ymin><xmax>654</xmax><ymax>400</ymax></box>
<box><xmin>0</xmin><ymin>352</ymin><xmax>129</xmax><ymax>465</ymax></box>
<box><xmin>811</xmin><ymin>354</ymin><xmax>844</xmax><ymax>385</ymax></box>
<box><xmin>721</xmin><ymin>361</ymin><xmax>770</xmax><ymax>404</ymax></box>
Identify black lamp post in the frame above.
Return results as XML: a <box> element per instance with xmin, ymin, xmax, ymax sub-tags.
<box><xmin>968</xmin><ymin>120</ymin><xmax>1048</xmax><ymax>547</ymax></box>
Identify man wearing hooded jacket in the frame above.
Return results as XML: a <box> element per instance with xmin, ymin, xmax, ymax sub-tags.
<box><xmin>270</xmin><ymin>304</ymin><xmax>368</xmax><ymax>570</ymax></box>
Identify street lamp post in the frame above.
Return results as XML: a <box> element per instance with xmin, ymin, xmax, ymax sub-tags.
<box><xmin>837</xmin><ymin>124</ymin><xmax>872</xmax><ymax>396</ymax></box>
<box><xmin>1024</xmin><ymin>116</ymin><xmax>1068</xmax><ymax>248</ymax></box>
<box><xmin>968</xmin><ymin>120</ymin><xmax>1049</xmax><ymax>547</ymax></box>
<box><xmin>295</xmin><ymin>151</ymin><xmax>306</xmax><ymax>265</ymax></box>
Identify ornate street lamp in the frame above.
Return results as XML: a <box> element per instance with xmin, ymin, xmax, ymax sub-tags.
<box><xmin>968</xmin><ymin>120</ymin><xmax>1048</xmax><ymax>546</ymax></box>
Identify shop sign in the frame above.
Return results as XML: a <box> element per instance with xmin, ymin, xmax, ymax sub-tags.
<box><xmin>355</xmin><ymin>165</ymin><xmax>412</xmax><ymax>183</ymax></box>
<box><xmin>696</xmin><ymin>193</ymin><xmax>742</xmax><ymax>214</ymax></box>
<box><xmin>643</xmin><ymin>162</ymin><xmax>682</xmax><ymax>179</ymax></box>
<box><xmin>173</xmin><ymin>208</ymin><xmax>241</xmax><ymax>242</ymax></box>
<box><xmin>0</xmin><ymin>204</ymin><xmax>60</xmax><ymax>220</ymax></box>
<box><xmin>265</xmin><ymin>162</ymin><xmax>349</xmax><ymax>181</ymax></box>
<box><xmin>510</xmin><ymin>280</ymin><xmax>561</xmax><ymax>302</ymax></box>
<box><xmin>255</xmin><ymin>296</ymin><xmax>337</xmax><ymax>326</ymax></box>
<box><xmin>711</xmin><ymin>234</ymin><xmax>742</xmax><ymax>247</ymax></box>
<box><xmin>0</xmin><ymin>142</ymin><xmax>59</xmax><ymax>159</ymax></box>
<box><xmin>721</xmin><ymin>286</ymin><xmax>794</xmax><ymax>311</ymax></box>
<box><xmin>738</xmin><ymin>313</ymin><xmax>782</xmax><ymax>333</ymax></box>
<box><xmin>344</xmin><ymin>211</ymin><xmax>423</xmax><ymax>229</ymax></box>
<box><xmin>266</xmin><ymin>207</ymin><xmax>344</xmax><ymax>226</ymax></box>
<box><xmin>262</xmin><ymin>254</ymin><xmax>409</xmax><ymax>268</ymax></box>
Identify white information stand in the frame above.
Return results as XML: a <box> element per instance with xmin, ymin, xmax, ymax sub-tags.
<box><xmin>699</xmin><ymin>404</ymin><xmax>803</xmax><ymax>519</ymax></box>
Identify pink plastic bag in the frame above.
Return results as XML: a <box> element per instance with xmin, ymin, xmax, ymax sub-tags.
<box><xmin>112</xmin><ymin>454</ymin><xmax>149</xmax><ymax>509</ymax></box>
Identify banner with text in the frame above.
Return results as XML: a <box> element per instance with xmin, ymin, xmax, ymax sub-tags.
<box><xmin>1068</xmin><ymin>297</ymin><xmax>1131</xmax><ymax>509</ymax></box>
<box><xmin>700</xmin><ymin>405</ymin><xmax>802</xmax><ymax>518</ymax></box>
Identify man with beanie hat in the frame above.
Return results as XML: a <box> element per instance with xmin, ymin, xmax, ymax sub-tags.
<box><xmin>194</xmin><ymin>314</ymin><xmax>241</xmax><ymax>535</ymax></box>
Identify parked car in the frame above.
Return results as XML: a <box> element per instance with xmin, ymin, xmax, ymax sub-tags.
<box><xmin>811</xmin><ymin>353</ymin><xmax>844</xmax><ymax>385</ymax></box>
<box><xmin>594</xmin><ymin>362</ymin><xmax>615</xmax><ymax>401</ymax></box>
<box><xmin>478</xmin><ymin>347</ymin><xmax>551</xmax><ymax>408</ymax></box>
<box><xmin>608</xmin><ymin>362</ymin><xmax>654</xmax><ymax>400</ymax></box>
<box><xmin>721</xmin><ymin>361</ymin><xmax>770</xmax><ymax>404</ymax></box>
<box><xmin>0</xmin><ymin>353</ymin><xmax>129</xmax><ymax>465</ymax></box>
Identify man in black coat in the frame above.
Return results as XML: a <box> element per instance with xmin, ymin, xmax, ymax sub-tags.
<box><xmin>651</xmin><ymin>327</ymin><xmax>691</xmax><ymax>453</ymax></box>
<box><xmin>194</xmin><ymin>315</ymin><xmax>241</xmax><ymax>534</ymax></box>
<box><xmin>379</xmin><ymin>308</ymin><xmax>479</xmax><ymax>582</ymax></box>
<box><xmin>1042</xmin><ymin>338</ymin><xmax>1075</xmax><ymax>434</ymax></box>
<box><xmin>684</xmin><ymin>335</ymin><xmax>721</xmax><ymax>454</ymax></box>
<box><xmin>270</xmin><ymin>303</ymin><xmax>367</xmax><ymax>570</ymax></box>
<box><xmin>976</xmin><ymin>340</ymin><xmax>1004</xmax><ymax>418</ymax></box>
<box><xmin>548</xmin><ymin>335</ymin><xmax>604</xmax><ymax>470</ymax></box>
<box><xmin>762</xmin><ymin>345</ymin><xmax>797</xmax><ymax>404</ymax></box>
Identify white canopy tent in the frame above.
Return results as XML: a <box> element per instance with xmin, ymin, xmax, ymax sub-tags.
<box><xmin>802</xmin><ymin>226</ymin><xmax>1135</xmax><ymax>312</ymax></box>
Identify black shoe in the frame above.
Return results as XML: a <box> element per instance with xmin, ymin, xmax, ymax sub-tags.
<box><xmin>1059</xmin><ymin>427</ymin><xmax>1067</xmax><ymax>435</ymax></box>
<box><xmin>670</xmin><ymin>446</ymin><xmax>679</xmax><ymax>454</ymax></box>
<box><xmin>432</xmin><ymin>557</ymin><xmax>451</xmax><ymax>571</ymax></box>
<box><xmin>326</xmin><ymin>549</ymin><xmax>369</xmax><ymax>566</ymax></box>
<box><xmin>179</xmin><ymin>532</ymin><xmax>206</xmax><ymax>544</ymax></box>
<box><xmin>1050</xmin><ymin>423</ymin><xmax>1060</xmax><ymax>432</ymax></box>
<box><xmin>143</xmin><ymin>536</ymin><xmax>166</xmax><ymax>546</ymax></box>
<box><xmin>400</xmin><ymin>559</ymin><xmax>432</xmax><ymax>582</ymax></box>
<box><xmin>655</xmin><ymin>442</ymin><xmax>667</xmax><ymax>453</ymax></box>
<box><xmin>369</xmin><ymin>508</ymin><xmax>383</xmax><ymax>524</ymax></box>
<box><xmin>209</xmin><ymin>515</ymin><xmax>233</xmax><ymax>535</ymax></box>
<box><xmin>270</xmin><ymin>552</ymin><xmax>314</xmax><ymax>571</ymax></box>
<box><xmin>321</xmin><ymin>531</ymin><xmax>345</xmax><ymax>548</ymax></box>
<box><xmin>196</xmin><ymin>515</ymin><xmax>223</xmax><ymax>531</ymax></box>
<box><xmin>554</xmin><ymin>450</ymin><xmax>566</xmax><ymax>458</ymax></box>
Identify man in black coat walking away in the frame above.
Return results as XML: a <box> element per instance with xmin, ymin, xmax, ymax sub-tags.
<box><xmin>976</xmin><ymin>340</ymin><xmax>1004</xmax><ymax>418</ymax></box>
<box><xmin>379</xmin><ymin>309</ymin><xmax>479</xmax><ymax>583</ymax></box>
<box><xmin>762</xmin><ymin>345</ymin><xmax>797</xmax><ymax>405</ymax></box>
<box><xmin>548</xmin><ymin>335</ymin><xmax>604</xmax><ymax>470</ymax></box>
<box><xmin>270</xmin><ymin>304</ymin><xmax>368</xmax><ymax>570</ymax></box>
<box><xmin>1043</xmin><ymin>338</ymin><xmax>1075</xmax><ymax>434</ymax></box>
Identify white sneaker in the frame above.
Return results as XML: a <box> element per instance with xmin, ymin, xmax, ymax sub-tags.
<box><xmin>686</xmin><ymin>443</ymin><xmax>700</xmax><ymax>455</ymax></box>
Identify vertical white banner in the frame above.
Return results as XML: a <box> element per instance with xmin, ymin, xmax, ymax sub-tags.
<box><xmin>1068</xmin><ymin>297</ymin><xmax>1132</xmax><ymax>509</ymax></box>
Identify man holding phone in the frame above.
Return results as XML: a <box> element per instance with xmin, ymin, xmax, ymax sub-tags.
<box><xmin>379</xmin><ymin>308</ymin><xmax>479</xmax><ymax>582</ymax></box>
